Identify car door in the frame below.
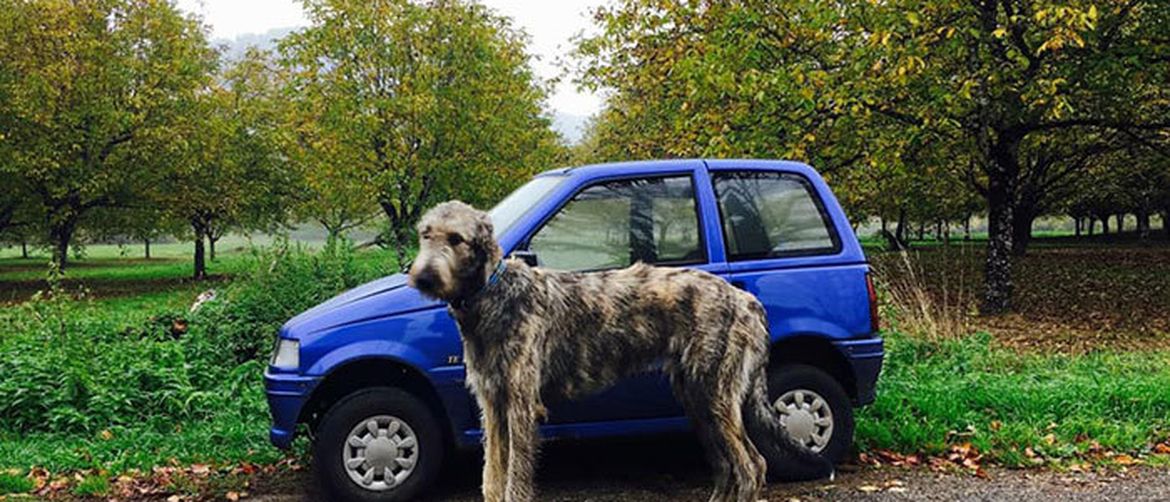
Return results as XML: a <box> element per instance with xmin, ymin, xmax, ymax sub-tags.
<box><xmin>520</xmin><ymin>172</ymin><xmax>720</xmax><ymax>423</ymax></box>
<box><xmin>709</xmin><ymin>167</ymin><xmax>871</xmax><ymax>342</ymax></box>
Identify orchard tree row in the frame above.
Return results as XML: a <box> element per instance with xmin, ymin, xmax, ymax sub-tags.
<box><xmin>0</xmin><ymin>0</ymin><xmax>564</xmax><ymax>278</ymax></box>
<box><xmin>573</xmin><ymin>0</ymin><xmax>1170</xmax><ymax>313</ymax></box>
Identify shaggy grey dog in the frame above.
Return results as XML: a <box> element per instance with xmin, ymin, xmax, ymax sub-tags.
<box><xmin>408</xmin><ymin>200</ymin><xmax>831</xmax><ymax>502</ymax></box>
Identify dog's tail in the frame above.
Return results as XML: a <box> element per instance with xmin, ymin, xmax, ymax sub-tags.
<box><xmin>744</xmin><ymin>365</ymin><xmax>835</xmax><ymax>482</ymax></box>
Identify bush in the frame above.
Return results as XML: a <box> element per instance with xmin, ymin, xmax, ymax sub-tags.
<box><xmin>0</xmin><ymin>238</ymin><xmax>389</xmax><ymax>447</ymax></box>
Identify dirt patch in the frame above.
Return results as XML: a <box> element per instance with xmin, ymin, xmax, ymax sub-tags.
<box><xmin>871</xmin><ymin>242</ymin><xmax>1170</xmax><ymax>353</ymax></box>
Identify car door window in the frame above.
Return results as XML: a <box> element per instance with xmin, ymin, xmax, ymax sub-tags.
<box><xmin>528</xmin><ymin>176</ymin><xmax>703</xmax><ymax>271</ymax></box>
<box><xmin>712</xmin><ymin>171</ymin><xmax>839</xmax><ymax>260</ymax></box>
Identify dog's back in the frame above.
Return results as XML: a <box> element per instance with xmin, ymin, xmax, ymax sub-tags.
<box><xmin>523</xmin><ymin>261</ymin><xmax>768</xmax><ymax>400</ymax></box>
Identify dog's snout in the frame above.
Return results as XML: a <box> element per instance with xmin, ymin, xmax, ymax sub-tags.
<box><xmin>412</xmin><ymin>267</ymin><xmax>437</xmax><ymax>291</ymax></box>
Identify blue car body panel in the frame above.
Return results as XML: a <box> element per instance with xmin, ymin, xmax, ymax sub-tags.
<box><xmin>265</xmin><ymin>159</ymin><xmax>883</xmax><ymax>450</ymax></box>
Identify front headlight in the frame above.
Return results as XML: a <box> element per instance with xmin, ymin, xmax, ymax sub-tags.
<box><xmin>271</xmin><ymin>338</ymin><xmax>300</xmax><ymax>369</ymax></box>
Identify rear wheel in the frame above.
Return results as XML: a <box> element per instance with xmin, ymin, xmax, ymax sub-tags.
<box><xmin>314</xmin><ymin>387</ymin><xmax>443</xmax><ymax>502</ymax></box>
<box><xmin>767</xmin><ymin>364</ymin><xmax>854</xmax><ymax>465</ymax></box>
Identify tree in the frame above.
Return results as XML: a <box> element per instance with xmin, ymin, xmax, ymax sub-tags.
<box><xmin>578</xmin><ymin>0</ymin><xmax>1170</xmax><ymax>314</ymax></box>
<box><xmin>0</xmin><ymin>0</ymin><xmax>217</xmax><ymax>270</ymax></box>
<box><xmin>840</xmin><ymin>0</ymin><xmax>1170</xmax><ymax>312</ymax></box>
<box><xmin>281</xmin><ymin>0</ymin><xmax>563</xmax><ymax>268</ymax></box>
<box><xmin>161</xmin><ymin>49</ymin><xmax>295</xmax><ymax>279</ymax></box>
<box><xmin>281</xmin><ymin>78</ymin><xmax>380</xmax><ymax>242</ymax></box>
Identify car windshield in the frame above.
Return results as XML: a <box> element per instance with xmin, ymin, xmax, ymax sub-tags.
<box><xmin>488</xmin><ymin>175</ymin><xmax>566</xmax><ymax>237</ymax></box>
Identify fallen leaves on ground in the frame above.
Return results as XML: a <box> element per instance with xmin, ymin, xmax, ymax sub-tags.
<box><xmin>9</xmin><ymin>457</ymin><xmax>304</xmax><ymax>500</ymax></box>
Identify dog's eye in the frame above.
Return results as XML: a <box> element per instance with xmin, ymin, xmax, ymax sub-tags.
<box><xmin>447</xmin><ymin>234</ymin><xmax>464</xmax><ymax>246</ymax></box>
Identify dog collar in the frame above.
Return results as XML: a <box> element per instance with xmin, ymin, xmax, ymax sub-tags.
<box><xmin>451</xmin><ymin>260</ymin><xmax>506</xmax><ymax>310</ymax></box>
<box><xmin>486</xmin><ymin>259</ymin><xmax>506</xmax><ymax>287</ymax></box>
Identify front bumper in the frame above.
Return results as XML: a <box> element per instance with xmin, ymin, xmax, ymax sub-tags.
<box><xmin>832</xmin><ymin>336</ymin><xmax>884</xmax><ymax>406</ymax></box>
<box><xmin>264</xmin><ymin>368</ymin><xmax>320</xmax><ymax>449</ymax></box>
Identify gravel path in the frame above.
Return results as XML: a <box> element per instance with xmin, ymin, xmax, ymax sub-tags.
<box><xmin>251</xmin><ymin>434</ymin><xmax>1170</xmax><ymax>501</ymax></box>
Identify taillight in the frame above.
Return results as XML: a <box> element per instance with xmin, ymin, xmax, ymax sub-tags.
<box><xmin>866</xmin><ymin>272</ymin><xmax>880</xmax><ymax>334</ymax></box>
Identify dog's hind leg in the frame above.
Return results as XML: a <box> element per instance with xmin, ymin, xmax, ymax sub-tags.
<box><xmin>674</xmin><ymin>373</ymin><xmax>735</xmax><ymax>502</ymax></box>
<box><xmin>710</xmin><ymin>383</ymin><xmax>766</xmax><ymax>502</ymax></box>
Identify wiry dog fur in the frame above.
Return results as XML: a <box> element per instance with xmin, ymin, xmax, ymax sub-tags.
<box><xmin>409</xmin><ymin>200</ymin><xmax>832</xmax><ymax>502</ymax></box>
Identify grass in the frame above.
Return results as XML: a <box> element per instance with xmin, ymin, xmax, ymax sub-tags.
<box><xmin>0</xmin><ymin>470</ymin><xmax>35</xmax><ymax>495</ymax></box>
<box><xmin>72</xmin><ymin>474</ymin><xmax>110</xmax><ymax>497</ymax></box>
<box><xmin>857</xmin><ymin>331</ymin><xmax>1170</xmax><ymax>466</ymax></box>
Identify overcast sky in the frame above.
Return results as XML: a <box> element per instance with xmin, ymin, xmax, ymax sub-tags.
<box><xmin>175</xmin><ymin>0</ymin><xmax>605</xmax><ymax>119</ymax></box>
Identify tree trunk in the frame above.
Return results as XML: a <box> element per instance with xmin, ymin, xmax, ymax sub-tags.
<box><xmin>916</xmin><ymin>221</ymin><xmax>925</xmax><ymax>241</ymax></box>
<box><xmin>48</xmin><ymin>217</ymin><xmax>77</xmax><ymax>271</ymax></box>
<box><xmin>1162</xmin><ymin>211</ymin><xmax>1170</xmax><ymax>240</ymax></box>
<box><xmin>192</xmin><ymin>219</ymin><xmax>208</xmax><ymax>280</ymax></box>
<box><xmin>1074</xmin><ymin>217</ymin><xmax>1081</xmax><ymax>237</ymax></box>
<box><xmin>964</xmin><ymin>213</ymin><xmax>972</xmax><ymax>240</ymax></box>
<box><xmin>391</xmin><ymin>226</ymin><xmax>411</xmax><ymax>272</ymax></box>
<box><xmin>1137</xmin><ymin>209</ymin><xmax>1150</xmax><ymax>241</ymax></box>
<box><xmin>144</xmin><ymin>239</ymin><xmax>151</xmax><ymax>259</ymax></box>
<box><xmin>1088</xmin><ymin>218</ymin><xmax>1095</xmax><ymax>236</ymax></box>
<box><xmin>209</xmin><ymin>236</ymin><xmax>218</xmax><ymax>261</ymax></box>
<box><xmin>1102</xmin><ymin>216</ymin><xmax>1110</xmax><ymax>235</ymax></box>
<box><xmin>20</xmin><ymin>239</ymin><xmax>28</xmax><ymax>259</ymax></box>
<box><xmin>895</xmin><ymin>209</ymin><xmax>907</xmax><ymax>243</ymax></box>
<box><xmin>1012</xmin><ymin>204</ymin><xmax>1035</xmax><ymax>257</ymax></box>
<box><xmin>981</xmin><ymin>136</ymin><xmax>1020</xmax><ymax>315</ymax></box>
<box><xmin>193</xmin><ymin>235</ymin><xmax>206</xmax><ymax>280</ymax></box>
<box><xmin>935</xmin><ymin>221</ymin><xmax>943</xmax><ymax>241</ymax></box>
<box><xmin>1116</xmin><ymin>213</ymin><xmax>1125</xmax><ymax>234</ymax></box>
<box><xmin>983</xmin><ymin>183</ymin><xmax>1014</xmax><ymax>314</ymax></box>
<box><xmin>943</xmin><ymin>222</ymin><xmax>951</xmax><ymax>246</ymax></box>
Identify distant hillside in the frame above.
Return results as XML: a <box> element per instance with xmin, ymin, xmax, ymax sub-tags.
<box><xmin>215</xmin><ymin>26</ymin><xmax>298</xmax><ymax>60</ymax></box>
<box><xmin>552</xmin><ymin>112</ymin><xmax>588</xmax><ymax>144</ymax></box>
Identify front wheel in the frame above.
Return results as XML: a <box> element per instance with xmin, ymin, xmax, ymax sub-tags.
<box><xmin>767</xmin><ymin>364</ymin><xmax>854</xmax><ymax>465</ymax></box>
<box><xmin>314</xmin><ymin>387</ymin><xmax>444</xmax><ymax>502</ymax></box>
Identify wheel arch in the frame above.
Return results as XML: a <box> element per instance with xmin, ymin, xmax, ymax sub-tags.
<box><xmin>300</xmin><ymin>356</ymin><xmax>455</xmax><ymax>451</ymax></box>
<box><xmin>769</xmin><ymin>335</ymin><xmax>857</xmax><ymax>403</ymax></box>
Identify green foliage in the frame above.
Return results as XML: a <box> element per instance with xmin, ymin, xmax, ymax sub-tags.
<box><xmin>0</xmin><ymin>240</ymin><xmax>383</xmax><ymax>471</ymax></box>
<box><xmin>280</xmin><ymin>0</ymin><xmax>566</xmax><ymax>265</ymax></box>
<box><xmin>0</xmin><ymin>471</ymin><xmax>34</xmax><ymax>495</ymax></box>
<box><xmin>859</xmin><ymin>331</ymin><xmax>1170</xmax><ymax>465</ymax></box>
<box><xmin>194</xmin><ymin>237</ymin><xmax>390</xmax><ymax>363</ymax></box>
<box><xmin>73</xmin><ymin>474</ymin><xmax>109</xmax><ymax>497</ymax></box>
<box><xmin>0</xmin><ymin>0</ymin><xmax>218</xmax><ymax>269</ymax></box>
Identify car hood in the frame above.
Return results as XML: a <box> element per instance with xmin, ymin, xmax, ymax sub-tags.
<box><xmin>280</xmin><ymin>273</ymin><xmax>445</xmax><ymax>339</ymax></box>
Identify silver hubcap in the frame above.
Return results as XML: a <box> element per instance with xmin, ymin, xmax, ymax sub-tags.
<box><xmin>343</xmin><ymin>415</ymin><xmax>419</xmax><ymax>491</ymax></box>
<box><xmin>774</xmin><ymin>389</ymin><xmax>833</xmax><ymax>453</ymax></box>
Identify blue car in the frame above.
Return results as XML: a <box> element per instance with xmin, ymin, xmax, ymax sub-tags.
<box><xmin>265</xmin><ymin>159</ymin><xmax>883</xmax><ymax>501</ymax></box>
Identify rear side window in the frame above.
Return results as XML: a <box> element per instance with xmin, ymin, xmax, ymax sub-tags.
<box><xmin>712</xmin><ymin>171</ymin><xmax>840</xmax><ymax>260</ymax></box>
<box><xmin>528</xmin><ymin>176</ymin><xmax>703</xmax><ymax>271</ymax></box>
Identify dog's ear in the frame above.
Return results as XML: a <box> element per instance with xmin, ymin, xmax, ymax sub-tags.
<box><xmin>471</xmin><ymin>210</ymin><xmax>497</xmax><ymax>260</ymax></box>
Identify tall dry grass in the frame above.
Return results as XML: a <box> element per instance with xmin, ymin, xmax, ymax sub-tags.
<box><xmin>871</xmin><ymin>248</ymin><xmax>976</xmax><ymax>340</ymax></box>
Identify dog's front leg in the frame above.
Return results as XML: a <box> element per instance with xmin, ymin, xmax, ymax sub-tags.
<box><xmin>503</xmin><ymin>367</ymin><xmax>540</xmax><ymax>502</ymax></box>
<box><xmin>478</xmin><ymin>390</ymin><xmax>510</xmax><ymax>502</ymax></box>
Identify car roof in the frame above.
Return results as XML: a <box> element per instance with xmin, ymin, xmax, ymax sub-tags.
<box><xmin>537</xmin><ymin>159</ymin><xmax>819</xmax><ymax>180</ymax></box>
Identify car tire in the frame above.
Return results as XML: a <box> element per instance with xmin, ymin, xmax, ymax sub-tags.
<box><xmin>314</xmin><ymin>387</ymin><xmax>444</xmax><ymax>502</ymax></box>
<box><xmin>766</xmin><ymin>364</ymin><xmax>854</xmax><ymax>468</ymax></box>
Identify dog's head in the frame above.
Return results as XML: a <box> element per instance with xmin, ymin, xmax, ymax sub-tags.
<box><xmin>408</xmin><ymin>200</ymin><xmax>501</xmax><ymax>302</ymax></box>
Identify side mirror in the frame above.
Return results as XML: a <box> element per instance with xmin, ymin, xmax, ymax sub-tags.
<box><xmin>510</xmin><ymin>250</ymin><xmax>539</xmax><ymax>267</ymax></box>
